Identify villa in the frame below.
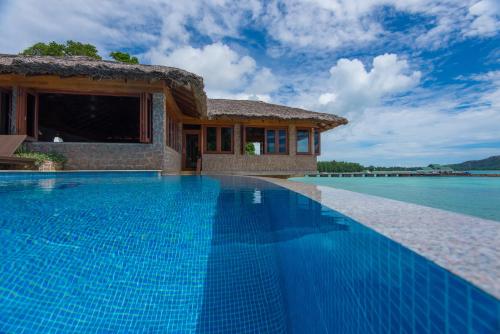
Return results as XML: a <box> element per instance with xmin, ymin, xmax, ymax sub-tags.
<box><xmin>0</xmin><ymin>54</ymin><xmax>347</xmax><ymax>174</ymax></box>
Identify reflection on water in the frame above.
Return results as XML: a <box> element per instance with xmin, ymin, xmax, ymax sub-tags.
<box><xmin>197</xmin><ymin>176</ymin><xmax>499</xmax><ymax>334</ymax></box>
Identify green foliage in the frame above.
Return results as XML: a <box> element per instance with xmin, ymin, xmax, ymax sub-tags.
<box><xmin>317</xmin><ymin>161</ymin><xmax>364</xmax><ymax>173</ymax></box>
<box><xmin>245</xmin><ymin>143</ymin><xmax>255</xmax><ymax>155</ymax></box>
<box><xmin>20</xmin><ymin>41</ymin><xmax>65</xmax><ymax>57</ymax></box>
<box><xmin>446</xmin><ymin>156</ymin><xmax>500</xmax><ymax>170</ymax></box>
<box><xmin>14</xmin><ymin>149</ymin><xmax>67</xmax><ymax>167</ymax></box>
<box><xmin>109</xmin><ymin>51</ymin><xmax>139</xmax><ymax>64</ymax></box>
<box><xmin>21</xmin><ymin>40</ymin><xmax>102</xmax><ymax>59</ymax></box>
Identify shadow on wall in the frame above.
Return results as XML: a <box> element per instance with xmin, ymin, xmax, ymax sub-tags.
<box><xmin>195</xmin><ymin>176</ymin><xmax>499</xmax><ymax>334</ymax></box>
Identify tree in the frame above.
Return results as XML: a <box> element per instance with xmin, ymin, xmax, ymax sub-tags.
<box><xmin>109</xmin><ymin>51</ymin><xmax>139</xmax><ymax>64</ymax></box>
<box><xmin>21</xmin><ymin>40</ymin><xmax>101</xmax><ymax>59</ymax></box>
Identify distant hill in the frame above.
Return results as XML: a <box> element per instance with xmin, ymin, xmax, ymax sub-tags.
<box><xmin>446</xmin><ymin>156</ymin><xmax>500</xmax><ymax>171</ymax></box>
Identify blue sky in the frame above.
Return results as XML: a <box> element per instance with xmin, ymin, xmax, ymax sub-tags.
<box><xmin>0</xmin><ymin>0</ymin><xmax>499</xmax><ymax>166</ymax></box>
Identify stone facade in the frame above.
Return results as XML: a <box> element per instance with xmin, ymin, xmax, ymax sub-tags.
<box><xmin>201</xmin><ymin>124</ymin><xmax>317</xmax><ymax>175</ymax></box>
<box><xmin>25</xmin><ymin>93</ymin><xmax>180</xmax><ymax>170</ymax></box>
<box><xmin>12</xmin><ymin>90</ymin><xmax>318</xmax><ymax>174</ymax></box>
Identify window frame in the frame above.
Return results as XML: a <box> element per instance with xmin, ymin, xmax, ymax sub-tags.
<box><xmin>0</xmin><ymin>88</ymin><xmax>12</xmax><ymax>135</ymax></box>
<box><xmin>166</xmin><ymin>109</ymin><xmax>180</xmax><ymax>152</ymax></box>
<box><xmin>19</xmin><ymin>89</ymin><xmax>153</xmax><ymax>144</ymax></box>
<box><xmin>202</xmin><ymin>125</ymin><xmax>234</xmax><ymax>154</ymax></box>
<box><xmin>243</xmin><ymin>126</ymin><xmax>289</xmax><ymax>155</ymax></box>
<box><xmin>314</xmin><ymin>128</ymin><xmax>321</xmax><ymax>155</ymax></box>
<box><xmin>296</xmin><ymin>127</ymin><xmax>313</xmax><ymax>155</ymax></box>
<box><xmin>264</xmin><ymin>127</ymin><xmax>288</xmax><ymax>155</ymax></box>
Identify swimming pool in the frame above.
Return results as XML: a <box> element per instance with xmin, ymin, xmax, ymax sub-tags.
<box><xmin>0</xmin><ymin>173</ymin><xmax>498</xmax><ymax>333</ymax></box>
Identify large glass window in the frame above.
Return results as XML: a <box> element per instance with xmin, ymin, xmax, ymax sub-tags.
<box><xmin>204</xmin><ymin>126</ymin><xmax>233</xmax><ymax>153</ymax></box>
<box><xmin>38</xmin><ymin>93</ymin><xmax>145</xmax><ymax>143</ymax></box>
<box><xmin>278</xmin><ymin>129</ymin><xmax>287</xmax><ymax>153</ymax></box>
<box><xmin>26</xmin><ymin>93</ymin><xmax>37</xmax><ymax>138</ymax></box>
<box><xmin>296</xmin><ymin>128</ymin><xmax>311</xmax><ymax>154</ymax></box>
<box><xmin>220</xmin><ymin>127</ymin><xmax>233</xmax><ymax>152</ymax></box>
<box><xmin>206</xmin><ymin>127</ymin><xmax>217</xmax><ymax>152</ymax></box>
<box><xmin>314</xmin><ymin>128</ymin><xmax>321</xmax><ymax>155</ymax></box>
<box><xmin>245</xmin><ymin>127</ymin><xmax>288</xmax><ymax>155</ymax></box>
<box><xmin>266</xmin><ymin>129</ymin><xmax>276</xmax><ymax>153</ymax></box>
<box><xmin>0</xmin><ymin>90</ymin><xmax>11</xmax><ymax>135</ymax></box>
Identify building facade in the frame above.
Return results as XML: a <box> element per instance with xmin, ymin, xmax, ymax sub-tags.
<box><xmin>0</xmin><ymin>55</ymin><xmax>347</xmax><ymax>175</ymax></box>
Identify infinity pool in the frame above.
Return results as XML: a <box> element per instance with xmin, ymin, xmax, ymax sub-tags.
<box><xmin>0</xmin><ymin>173</ymin><xmax>498</xmax><ymax>333</ymax></box>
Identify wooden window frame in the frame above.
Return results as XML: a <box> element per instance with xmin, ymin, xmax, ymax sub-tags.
<box><xmin>296</xmin><ymin>127</ymin><xmax>313</xmax><ymax>155</ymax></box>
<box><xmin>314</xmin><ymin>128</ymin><xmax>321</xmax><ymax>155</ymax></box>
<box><xmin>242</xmin><ymin>126</ymin><xmax>289</xmax><ymax>155</ymax></box>
<box><xmin>165</xmin><ymin>109</ymin><xmax>180</xmax><ymax>152</ymax></box>
<box><xmin>264</xmin><ymin>127</ymin><xmax>288</xmax><ymax>155</ymax></box>
<box><xmin>20</xmin><ymin>89</ymin><xmax>150</xmax><ymax>144</ymax></box>
<box><xmin>202</xmin><ymin>125</ymin><xmax>234</xmax><ymax>154</ymax></box>
<box><xmin>139</xmin><ymin>93</ymin><xmax>152</xmax><ymax>143</ymax></box>
<box><xmin>16</xmin><ymin>88</ymin><xmax>38</xmax><ymax>140</ymax></box>
<box><xmin>0</xmin><ymin>88</ymin><xmax>12</xmax><ymax>135</ymax></box>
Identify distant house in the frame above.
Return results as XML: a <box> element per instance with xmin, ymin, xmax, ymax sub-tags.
<box><xmin>418</xmin><ymin>165</ymin><xmax>454</xmax><ymax>174</ymax></box>
<box><xmin>0</xmin><ymin>54</ymin><xmax>347</xmax><ymax>175</ymax></box>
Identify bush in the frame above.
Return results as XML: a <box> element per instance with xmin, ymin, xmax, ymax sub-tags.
<box><xmin>14</xmin><ymin>149</ymin><xmax>67</xmax><ymax>167</ymax></box>
<box><xmin>245</xmin><ymin>143</ymin><xmax>255</xmax><ymax>155</ymax></box>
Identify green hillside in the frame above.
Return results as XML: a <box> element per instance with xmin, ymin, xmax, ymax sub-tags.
<box><xmin>446</xmin><ymin>156</ymin><xmax>500</xmax><ymax>170</ymax></box>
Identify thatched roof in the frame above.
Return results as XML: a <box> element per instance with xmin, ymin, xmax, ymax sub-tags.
<box><xmin>207</xmin><ymin>99</ymin><xmax>348</xmax><ymax>130</ymax></box>
<box><xmin>0</xmin><ymin>54</ymin><xmax>206</xmax><ymax>117</ymax></box>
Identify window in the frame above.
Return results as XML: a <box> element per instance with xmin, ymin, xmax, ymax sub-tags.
<box><xmin>0</xmin><ymin>90</ymin><xmax>11</xmax><ymax>135</ymax></box>
<box><xmin>221</xmin><ymin>127</ymin><xmax>233</xmax><ymax>152</ymax></box>
<box><xmin>206</xmin><ymin>127</ymin><xmax>217</xmax><ymax>152</ymax></box>
<box><xmin>266</xmin><ymin>129</ymin><xmax>276</xmax><ymax>153</ymax></box>
<box><xmin>26</xmin><ymin>93</ymin><xmax>37</xmax><ymax>138</ymax></box>
<box><xmin>244</xmin><ymin>127</ymin><xmax>264</xmax><ymax>155</ymax></box>
<box><xmin>37</xmin><ymin>93</ymin><xmax>148</xmax><ymax>143</ymax></box>
<box><xmin>296</xmin><ymin>128</ymin><xmax>311</xmax><ymax>154</ymax></box>
<box><xmin>166</xmin><ymin>113</ymin><xmax>180</xmax><ymax>151</ymax></box>
<box><xmin>244</xmin><ymin>126</ymin><xmax>288</xmax><ymax>155</ymax></box>
<box><xmin>314</xmin><ymin>128</ymin><xmax>321</xmax><ymax>155</ymax></box>
<box><xmin>204</xmin><ymin>126</ymin><xmax>233</xmax><ymax>153</ymax></box>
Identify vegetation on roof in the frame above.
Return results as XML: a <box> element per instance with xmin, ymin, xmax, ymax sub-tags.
<box><xmin>21</xmin><ymin>40</ymin><xmax>139</xmax><ymax>65</ymax></box>
<box><xmin>21</xmin><ymin>40</ymin><xmax>102</xmax><ymax>60</ymax></box>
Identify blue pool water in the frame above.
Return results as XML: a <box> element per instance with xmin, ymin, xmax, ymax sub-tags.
<box><xmin>0</xmin><ymin>173</ymin><xmax>498</xmax><ymax>333</ymax></box>
<box><xmin>291</xmin><ymin>176</ymin><xmax>500</xmax><ymax>222</ymax></box>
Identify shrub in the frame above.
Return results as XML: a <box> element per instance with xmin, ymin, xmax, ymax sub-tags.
<box><xmin>14</xmin><ymin>149</ymin><xmax>67</xmax><ymax>167</ymax></box>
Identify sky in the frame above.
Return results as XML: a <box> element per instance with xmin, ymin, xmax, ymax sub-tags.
<box><xmin>0</xmin><ymin>0</ymin><xmax>499</xmax><ymax>166</ymax></box>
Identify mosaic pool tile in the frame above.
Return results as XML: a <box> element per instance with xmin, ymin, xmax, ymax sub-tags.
<box><xmin>0</xmin><ymin>173</ymin><xmax>498</xmax><ymax>333</ymax></box>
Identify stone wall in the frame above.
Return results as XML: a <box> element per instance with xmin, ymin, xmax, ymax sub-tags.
<box><xmin>26</xmin><ymin>92</ymin><xmax>175</xmax><ymax>170</ymax></box>
<box><xmin>201</xmin><ymin>124</ymin><xmax>317</xmax><ymax>175</ymax></box>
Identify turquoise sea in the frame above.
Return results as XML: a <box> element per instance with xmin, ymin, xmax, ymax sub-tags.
<box><xmin>290</xmin><ymin>176</ymin><xmax>500</xmax><ymax>222</ymax></box>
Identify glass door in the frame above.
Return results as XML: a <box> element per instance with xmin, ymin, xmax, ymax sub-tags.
<box><xmin>183</xmin><ymin>130</ymin><xmax>200</xmax><ymax>170</ymax></box>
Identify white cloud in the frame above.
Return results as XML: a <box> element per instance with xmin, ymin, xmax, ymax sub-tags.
<box><xmin>308</xmin><ymin>54</ymin><xmax>421</xmax><ymax>115</ymax></box>
<box><xmin>318</xmin><ymin>71</ymin><xmax>500</xmax><ymax>166</ymax></box>
<box><xmin>261</xmin><ymin>0</ymin><xmax>500</xmax><ymax>51</ymax></box>
<box><xmin>149</xmin><ymin>42</ymin><xmax>279</xmax><ymax>99</ymax></box>
<box><xmin>466</xmin><ymin>0</ymin><xmax>500</xmax><ymax>37</ymax></box>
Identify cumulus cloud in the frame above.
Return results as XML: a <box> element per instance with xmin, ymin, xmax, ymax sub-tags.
<box><xmin>149</xmin><ymin>42</ymin><xmax>279</xmax><ymax>99</ymax></box>
<box><xmin>261</xmin><ymin>0</ymin><xmax>500</xmax><ymax>51</ymax></box>
<box><xmin>318</xmin><ymin>71</ymin><xmax>500</xmax><ymax>165</ymax></box>
<box><xmin>311</xmin><ymin>54</ymin><xmax>421</xmax><ymax>115</ymax></box>
<box><xmin>466</xmin><ymin>0</ymin><xmax>500</xmax><ymax>37</ymax></box>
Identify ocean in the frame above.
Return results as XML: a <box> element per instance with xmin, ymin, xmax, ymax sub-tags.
<box><xmin>290</xmin><ymin>176</ymin><xmax>500</xmax><ymax>222</ymax></box>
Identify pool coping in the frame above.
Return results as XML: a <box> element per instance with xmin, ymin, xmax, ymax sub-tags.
<box><xmin>255</xmin><ymin>176</ymin><xmax>500</xmax><ymax>300</ymax></box>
